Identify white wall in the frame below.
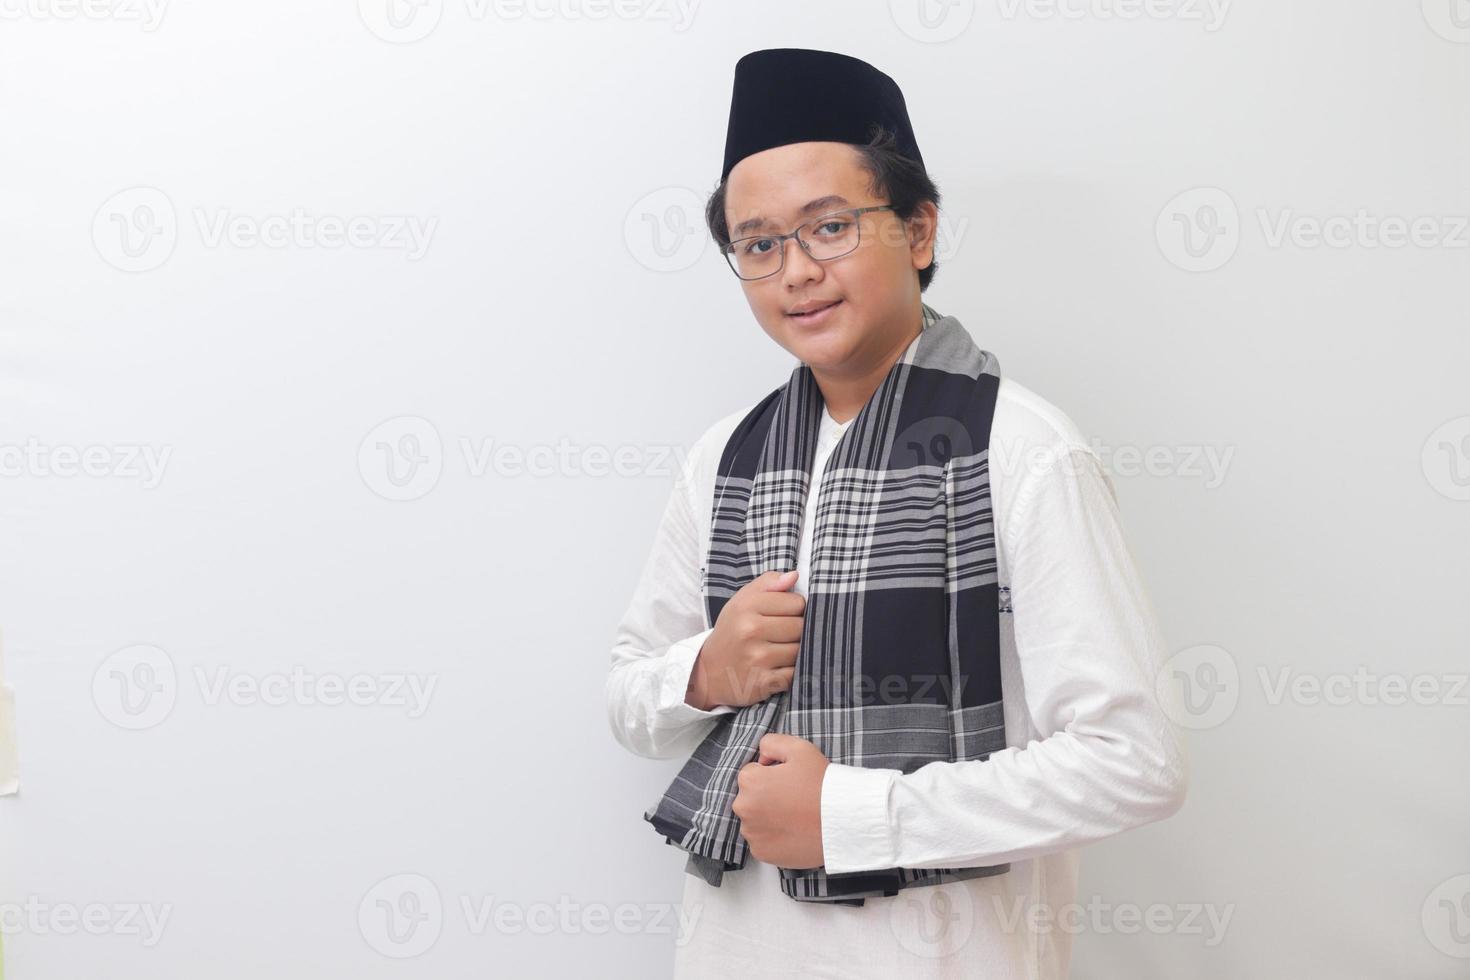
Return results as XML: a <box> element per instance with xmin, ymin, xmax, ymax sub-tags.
<box><xmin>1</xmin><ymin>1</ymin><xmax>1466</xmax><ymax>977</ymax></box>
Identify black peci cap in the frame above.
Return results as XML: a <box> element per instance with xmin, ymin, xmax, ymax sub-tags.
<box><xmin>719</xmin><ymin>47</ymin><xmax>925</xmax><ymax>184</ymax></box>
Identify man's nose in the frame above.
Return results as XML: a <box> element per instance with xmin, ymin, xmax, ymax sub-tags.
<box><xmin>780</xmin><ymin>236</ymin><xmax>822</xmax><ymax>285</ymax></box>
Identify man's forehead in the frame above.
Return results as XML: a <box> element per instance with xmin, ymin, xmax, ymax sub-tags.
<box><xmin>726</xmin><ymin>194</ymin><xmax>857</xmax><ymax>237</ymax></box>
<box><xmin>725</xmin><ymin>143</ymin><xmax>870</xmax><ymax>235</ymax></box>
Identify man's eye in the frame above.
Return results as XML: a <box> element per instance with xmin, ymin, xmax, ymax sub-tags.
<box><xmin>814</xmin><ymin>220</ymin><xmax>851</xmax><ymax>237</ymax></box>
<box><xmin>744</xmin><ymin>238</ymin><xmax>776</xmax><ymax>255</ymax></box>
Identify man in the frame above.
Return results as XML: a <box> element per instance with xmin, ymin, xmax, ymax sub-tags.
<box><xmin>607</xmin><ymin>47</ymin><xmax>1187</xmax><ymax>979</ymax></box>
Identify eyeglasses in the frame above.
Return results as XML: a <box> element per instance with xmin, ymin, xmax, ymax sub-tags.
<box><xmin>720</xmin><ymin>204</ymin><xmax>896</xmax><ymax>280</ymax></box>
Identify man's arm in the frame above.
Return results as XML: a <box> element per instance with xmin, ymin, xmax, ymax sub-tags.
<box><xmin>819</xmin><ymin>444</ymin><xmax>1189</xmax><ymax>873</ymax></box>
<box><xmin>606</xmin><ymin>452</ymin><xmax>735</xmax><ymax>761</ymax></box>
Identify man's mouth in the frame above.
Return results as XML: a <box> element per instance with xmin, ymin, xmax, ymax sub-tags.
<box><xmin>787</xmin><ymin>300</ymin><xmax>842</xmax><ymax>322</ymax></box>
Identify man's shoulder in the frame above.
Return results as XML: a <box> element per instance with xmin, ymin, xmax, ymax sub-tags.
<box><xmin>680</xmin><ymin>400</ymin><xmax>763</xmax><ymax>495</ymax></box>
<box><xmin>697</xmin><ymin>402</ymin><xmax>760</xmax><ymax>454</ymax></box>
<box><xmin>993</xmin><ymin>374</ymin><xmax>1097</xmax><ymax>463</ymax></box>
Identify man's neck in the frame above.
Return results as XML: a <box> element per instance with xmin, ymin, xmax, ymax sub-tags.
<box><xmin>812</xmin><ymin>303</ymin><xmax>927</xmax><ymax>424</ymax></box>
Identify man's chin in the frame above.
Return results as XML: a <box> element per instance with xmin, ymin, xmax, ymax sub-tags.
<box><xmin>783</xmin><ymin>332</ymin><xmax>856</xmax><ymax>370</ymax></box>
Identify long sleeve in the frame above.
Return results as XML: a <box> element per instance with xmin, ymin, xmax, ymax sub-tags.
<box><xmin>606</xmin><ymin>449</ymin><xmax>736</xmax><ymax>761</ymax></box>
<box><xmin>820</xmin><ymin>444</ymin><xmax>1189</xmax><ymax>874</ymax></box>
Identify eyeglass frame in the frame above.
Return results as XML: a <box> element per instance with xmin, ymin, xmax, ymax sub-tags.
<box><xmin>719</xmin><ymin>204</ymin><xmax>898</xmax><ymax>280</ymax></box>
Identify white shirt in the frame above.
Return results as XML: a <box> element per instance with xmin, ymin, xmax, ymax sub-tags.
<box><xmin>607</xmin><ymin>372</ymin><xmax>1189</xmax><ymax>980</ymax></box>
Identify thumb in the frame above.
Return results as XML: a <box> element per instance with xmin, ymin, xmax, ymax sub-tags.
<box><xmin>757</xmin><ymin>732</ymin><xmax>798</xmax><ymax>765</ymax></box>
<box><xmin>760</xmin><ymin>568</ymin><xmax>798</xmax><ymax>591</ymax></box>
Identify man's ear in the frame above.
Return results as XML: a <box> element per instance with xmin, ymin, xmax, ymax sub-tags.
<box><xmin>908</xmin><ymin>200</ymin><xmax>940</xmax><ymax>269</ymax></box>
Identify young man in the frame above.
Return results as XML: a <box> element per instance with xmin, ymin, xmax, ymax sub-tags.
<box><xmin>607</xmin><ymin>48</ymin><xmax>1188</xmax><ymax>979</ymax></box>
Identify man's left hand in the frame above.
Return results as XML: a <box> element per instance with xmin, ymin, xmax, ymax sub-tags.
<box><xmin>732</xmin><ymin>733</ymin><xmax>830</xmax><ymax>869</ymax></box>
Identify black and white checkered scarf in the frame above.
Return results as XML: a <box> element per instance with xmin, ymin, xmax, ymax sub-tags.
<box><xmin>644</xmin><ymin>305</ymin><xmax>1011</xmax><ymax>905</ymax></box>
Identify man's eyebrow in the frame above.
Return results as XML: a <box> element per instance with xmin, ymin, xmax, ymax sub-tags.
<box><xmin>730</xmin><ymin>195</ymin><xmax>852</xmax><ymax>237</ymax></box>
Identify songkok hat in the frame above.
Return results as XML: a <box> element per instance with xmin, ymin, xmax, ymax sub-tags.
<box><xmin>719</xmin><ymin>47</ymin><xmax>925</xmax><ymax>184</ymax></box>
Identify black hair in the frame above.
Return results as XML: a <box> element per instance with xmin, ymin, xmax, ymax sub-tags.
<box><xmin>704</xmin><ymin>125</ymin><xmax>942</xmax><ymax>291</ymax></box>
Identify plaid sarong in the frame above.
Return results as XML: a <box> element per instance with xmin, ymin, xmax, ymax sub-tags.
<box><xmin>643</xmin><ymin>305</ymin><xmax>1011</xmax><ymax>905</ymax></box>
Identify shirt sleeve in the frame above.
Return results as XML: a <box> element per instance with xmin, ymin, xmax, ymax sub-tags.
<box><xmin>819</xmin><ymin>445</ymin><xmax>1189</xmax><ymax>874</ymax></box>
<box><xmin>606</xmin><ymin>448</ymin><xmax>736</xmax><ymax>761</ymax></box>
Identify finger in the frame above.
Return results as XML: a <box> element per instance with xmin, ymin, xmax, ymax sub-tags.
<box><xmin>757</xmin><ymin>613</ymin><xmax>805</xmax><ymax>643</ymax></box>
<box><xmin>753</xmin><ymin>590</ymin><xmax>806</xmax><ymax>616</ymax></box>
<box><xmin>757</xmin><ymin>732</ymin><xmax>799</xmax><ymax>763</ymax></box>
<box><xmin>758</xmin><ymin>608</ymin><xmax>805</xmax><ymax>640</ymax></box>
<box><xmin>759</xmin><ymin>643</ymin><xmax>800</xmax><ymax>669</ymax></box>
<box><xmin>762</xmin><ymin>665</ymin><xmax>795</xmax><ymax>697</ymax></box>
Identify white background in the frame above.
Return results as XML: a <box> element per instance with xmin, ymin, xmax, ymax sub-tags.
<box><xmin>1</xmin><ymin>1</ymin><xmax>1467</xmax><ymax>977</ymax></box>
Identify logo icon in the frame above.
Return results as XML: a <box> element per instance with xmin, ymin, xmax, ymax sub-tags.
<box><xmin>359</xmin><ymin>873</ymin><xmax>443</xmax><ymax>957</ymax></box>
<box><xmin>93</xmin><ymin>186</ymin><xmax>177</xmax><ymax>272</ymax></box>
<box><xmin>1156</xmin><ymin>643</ymin><xmax>1238</xmax><ymax>730</ymax></box>
<box><xmin>889</xmin><ymin>882</ymin><xmax>975</xmax><ymax>958</ymax></box>
<box><xmin>890</xmin><ymin>0</ymin><xmax>975</xmax><ymax>43</ymax></box>
<box><xmin>1156</xmin><ymin>187</ymin><xmax>1239</xmax><ymax>272</ymax></box>
<box><xmin>1422</xmin><ymin>0</ymin><xmax>1470</xmax><ymax>42</ymax></box>
<box><xmin>359</xmin><ymin>416</ymin><xmax>443</xmax><ymax>501</ymax></box>
<box><xmin>93</xmin><ymin>644</ymin><xmax>178</xmax><ymax>730</ymax></box>
<box><xmin>358</xmin><ymin>0</ymin><xmax>443</xmax><ymax>42</ymax></box>
<box><xmin>1423</xmin><ymin>874</ymin><xmax>1470</xmax><ymax>958</ymax></box>
<box><xmin>624</xmin><ymin>187</ymin><xmax>707</xmax><ymax>273</ymax></box>
<box><xmin>1422</xmin><ymin>416</ymin><xmax>1470</xmax><ymax>501</ymax></box>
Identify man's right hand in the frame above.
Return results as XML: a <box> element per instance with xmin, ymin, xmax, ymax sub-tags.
<box><xmin>685</xmin><ymin>569</ymin><xmax>805</xmax><ymax>710</ymax></box>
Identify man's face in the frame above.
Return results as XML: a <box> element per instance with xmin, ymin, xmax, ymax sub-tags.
<box><xmin>723</xmin><ymin>141</ymin><xmax>936</xmax><ymax>376</ymax></box>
